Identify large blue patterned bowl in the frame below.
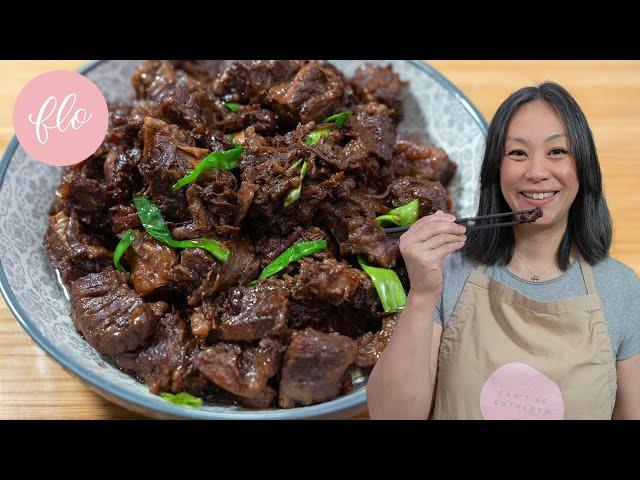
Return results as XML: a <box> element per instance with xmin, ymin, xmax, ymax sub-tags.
<box><xmin>0</xmin><ymin>60</ymin><xmax>487</xmax><ymax>419</ymax></box>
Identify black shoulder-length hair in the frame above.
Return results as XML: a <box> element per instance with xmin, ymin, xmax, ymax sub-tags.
<box><xmin>462</xmin><ymin>81</ymin><xmax>612</xmax><ymax>270</ymax></box>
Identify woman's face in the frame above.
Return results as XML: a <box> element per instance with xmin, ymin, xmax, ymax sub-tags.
<box><xmin>500</xmin><ymin>100</ymin><xmax>579</xmax><ymax>228</ymax></box>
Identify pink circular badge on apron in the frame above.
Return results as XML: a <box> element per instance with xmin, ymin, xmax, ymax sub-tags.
<box><xmin>12</xmin><ymin>70</ymin><xmax>108</xmax><ymax>166</ymax></box>
<box><xmin>480</xmin><ymin>362</ymin><xmax>564</xmax><ymax>420</ymax></box>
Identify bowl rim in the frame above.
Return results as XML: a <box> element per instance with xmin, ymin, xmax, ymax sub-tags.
<box><xmin>0</xmin><ymin>59</ymin><xmax>488</xmax><ymax>419</ymax></box>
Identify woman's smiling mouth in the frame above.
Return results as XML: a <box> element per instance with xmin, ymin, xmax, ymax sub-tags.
<box><xmin>518</xmin><ymin>190</ymin><xmax>559</xmax><ymax>206</ymax></box>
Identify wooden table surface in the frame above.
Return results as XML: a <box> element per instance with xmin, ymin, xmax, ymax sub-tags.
<box><xmin>1</xmin><ymin>60</ymin><xmax>639</xmax><ymax>420</ymax></box>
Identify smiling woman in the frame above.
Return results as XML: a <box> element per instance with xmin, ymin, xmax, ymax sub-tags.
<box><xmin>367</xmin><ymin>81</ymin><xmax>640</xmax><ymax>420</ymax></box>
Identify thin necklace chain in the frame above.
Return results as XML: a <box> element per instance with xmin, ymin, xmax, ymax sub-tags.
<box><xmin>513</xmin><ymin>249</ymin><xmax>556</xmax><ymax>282</ymax></box>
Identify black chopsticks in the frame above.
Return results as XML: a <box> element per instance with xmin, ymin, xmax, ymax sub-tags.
<box><xmin>383</xmin><ymin>208</ymin><xmax>537</xmax><ymax>235</ymax></box>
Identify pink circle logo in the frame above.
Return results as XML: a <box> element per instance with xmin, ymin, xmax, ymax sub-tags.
<box><xmin>480</xmin><ymin>362</ymin><xmax>564</xmax><ymax>420</ymax></box>
<box><xmin>12</xmin><ymin>70</ymin><xmax>108</xmax><ymax>166</ymax></box>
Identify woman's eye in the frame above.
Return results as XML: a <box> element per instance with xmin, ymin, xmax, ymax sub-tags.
<box><xmin>549</xmin><ymin>148</ymin><xmax>568</xmax><ymax>156</ymax></box>
<box><xmin>508</xmin><ymin>149</ymin><xmax>526</xmax><ymax>157</ymax></box>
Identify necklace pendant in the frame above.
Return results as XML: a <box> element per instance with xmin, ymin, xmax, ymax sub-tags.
<box><xmin>531</xmin><ymin>275</ymin><xmax>539</xmax><ymax>282</ymax></box>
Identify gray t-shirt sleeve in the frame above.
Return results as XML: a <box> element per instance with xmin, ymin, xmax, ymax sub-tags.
<box><xmin>615</xmin><ymin>269</ymin><xmax>640</xmax><ymax>360</ymax></box>
<box><xmin>430</xmin><ymin>251</ymin><xmax>472</xmax><ymax>327</ymax></box>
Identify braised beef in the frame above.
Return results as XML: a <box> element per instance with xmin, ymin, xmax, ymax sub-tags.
<box><xmin>44</xmin><ymin>211</ymin><xmax>112</xmax><ymax>284</ymax></box>
<box><xmin>390</xmin><ymin>137</ymin><xmax>457</xmax><ymax>187</ymax></box>
<box><xmin>216</xmin><ymin>104</ymin><xmax>277</xmax><ymax>135</ymax></box>
<box><xmin>70</xmin><ymin>268</ymin><xmax>167</xmax><ymax>356</ymax></box>
<box><xmin>128</xmin><ymin>232</ymin><xmax>179</xmax><ymax>297</ymax></box>
<box><xmin>347</xmin><ymin>102</ymin><xmax>396</xmax><ymax>161</ymax></box>
<box><xmin>279</xmin><ymin>328</ymin><xmax>357</xmax><ymax>408</ymax></box>
<box><xmin>187</xmin><ymin>237</ymin><xmax>261</xmax><ymax>304</ymax></box>
<box><xmin>216</xmin><ymin>279</ymin><xmax>289</xmax><ymax>342</ymax></box>
<box><xmin>267</xmin><ymin>61</ymin><xmax>349</xmax><ymax>125</ymax></box>
<box><xmin>109</xmin><ymin>203</ymin><xmax>142</xmax><ymax>235</ymax></box>
<box><xmin>213</xmin><ymin>60</ymin><xmax>305</xmax><ymax>103</ymax></box>
<box><xmin>103</xmin><ymin>148</ymin><xmax>139</xmax><ymax>205</ymax></box>
<box><xmin>118</xmin><ymin>312</ymin><xmax>208</xmax><ymax>394</ymax></box>
<box><xmin>321</xmin><ymin>178</ymin><xmax>399</xmax><ymax>268</ymax></box>
<box><xmin>350</xmin><ymin>64</ymin><xmax>407</xmax><ymax>120</ymax></box>
<box><xmin>290</xmin><ymin>256</ymin><xmax>369</xmax><ymax>306</ymax></box>
<box><xmin>194</xmin><ymin>337</ymin><xmax>285</xmax><ymax>399</ymax></box>
<box><xmin>132</xmin><ymin>60</ymin><xmax>217</xmax><ymax>137</ymax></box>
<box><xmin>521</xmin><ymin>207</ymin><xmax>544</xmax><ymax>223</ymax></box>
<box><xmin>168</xmin><ymin>248</ymin><xmax>219</xmax><ymax>297</ymax></box>
<box><xmin>387</xmin><ymin>177</ymin><xmax>448</xmax><ymax>216</ymax></box>
<box><xmin>355</xmin><ymin>313</ymin><xmax>399</xmax><ymax>367</ymax></box>
<box><xmin>45</xmin><ymin>60</ymin><xmax>458</xmax><ymax>409</ymax></box>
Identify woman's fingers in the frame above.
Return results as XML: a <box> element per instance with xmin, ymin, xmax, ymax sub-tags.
<box><xmin>401</xmin><ymin>233</ymin><xmax>466</xmax><ymax>263</ymax></box>
<box><xmin>418</xmin><ymin>232</ymin><xmax>467</xmax><ymax>251</ymax></box>
<box><xmin>401</xmin><ymin>216</ymin><xmax>466</xmax><ymax>245</ymax></box>
<box><xmin>397</xmin><ymin>211</ymin><xmax>466</xmax><ymax>297</ymax></box>
<box><xmin>427</xmin><ymin>240</ymin><xmax>466</xmax><ymax>261</ymax></box>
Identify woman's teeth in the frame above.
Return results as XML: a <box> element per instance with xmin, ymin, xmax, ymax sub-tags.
<box><xmin>521</xmin><ymin>191</ymin><xmax>558</xmax><ymax>200</ymax></box>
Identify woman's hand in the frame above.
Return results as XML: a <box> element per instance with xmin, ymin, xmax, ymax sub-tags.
<box><xmin>399</xmin><ymin>210</ymin><xmax>467</xmax><ymax>297</ymax></box>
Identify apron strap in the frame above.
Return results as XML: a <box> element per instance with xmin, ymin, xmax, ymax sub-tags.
<box><xmin>577</xmin><ymin>252</ymin><xmax>597</xmax><ymax>295</ymax></box>
<box><xmin>467</xmin><ymin>262</ymin><xmax>488</xmax><ymax>285</ymax></box>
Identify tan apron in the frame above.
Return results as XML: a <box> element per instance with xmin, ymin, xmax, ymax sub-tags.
<box><xmin>431</xmin><ymin>253</ymin><xmax>617</xmax><ymax>420</ymax></box>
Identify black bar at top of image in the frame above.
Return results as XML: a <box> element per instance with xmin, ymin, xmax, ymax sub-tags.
<box><xmin>2</xmin><ymin>12</ymin><xmax>639</xmax><ymax>60</ymax></box>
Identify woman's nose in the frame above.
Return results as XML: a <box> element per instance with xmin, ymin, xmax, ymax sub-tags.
<box><xmin>524</xmin><ymin>153</ymin><xmax>551</xmax><ymax>182</ymax></box>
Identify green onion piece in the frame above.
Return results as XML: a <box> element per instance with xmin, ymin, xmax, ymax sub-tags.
<box><xmin>287</xmin><ymin>158</ymin><xmax>304</xmax><ymax>171</ymax></box>
<box><xmin>225</xmin><ymin>102</ymin><xmax>240</xmax><ymax>112</ymax></box>
<box><xmin>323</xmin><ymin>110</ymin><xmax>352</xmax><ymax>128</ymax></box>
<box><xmin>304</xmin><ymin>129</ymin><xmax>331</xmax><ymax>146</ymax></box>
<box><xmin>133</xmin><ymin>196</ymin><xmax>230</xmax><ymax>262</ymax></box>
<box><xmin>113</xmin><ymin>229</ymin><xmax>136</xmax><ymax>272</ymax></box>
<box><xmin>252</xmin><ymin>239</ymin><xmax>327</xmax><ymax>284</ymax></box>
<box><xmin>172</xmin><ymin>145</ymin><xmax>243</xmax><ymax>190</ymax></box>
<box><xmin>375</xmin><ymin>199</ymin><xmax>420</xmax><ymax>227</ymax></box>
<box><xmin>358</xmin><ymin>255</ymin><xmax>407</xmax><ymax>313</ymax></box>
<box><xmin>284</xmin><ymin>160</ymin><xmax>308</xmax><ymax>207</ymax></box>
<box><xmin>303</xmin><ymin>110</ymin><xmax>352</xmax><ymax>145</ymax></box>
<box><xmin>160</xmin><ymin>392</ymin><xmax>203</xmax><ymax>409</ymax></box>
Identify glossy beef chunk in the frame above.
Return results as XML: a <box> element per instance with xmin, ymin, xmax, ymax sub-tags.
<box><xmin>169</xmin><ymin>60</ymin><xmax>225</xmax><ymax>82</ymax></box>
<box><xmin>118</xmin><ymin>313</ymin><xmax>207</xmax><ymax>394</ymax></box>
<box><xmin>321</xmin><ymin>178</ymin><xmax>399</xmax><ymax>268</ymax></box>
<box><xmin>216</xmin><ymin>104</ymin><xmax>277</xmax><ymax>135</ymax></box>
<box><xmin>70</xmin><ymin>268</ymin><xmax>168</xmax><ymax>356</ymax></box>
<box><xmin>521</xmin><ymin>207</ymin><xmax>543</xmax><ymax>223</ymax></box>
<box><xmin>103</xmin><ymin>148</ymin><xmax>139</xmax><ymax>205</ymax></box>
<box><xmin>183</xmin><ymin>170</ymin><xmax>240</xmax><ymax>239</ymax></box>
<box><xmin>216</xmin><ymin>279</ymin><xmax>289</xmax><ymax>342</ymax></box>
<box><xmin>350</xmin><ymin>64</ymin><xmax>407</xmax><ymax>120</ymax></box>
<box><xmin>238</xmin><ymin>142</ymin><xmax>304</xmax><ymax>234</ymax></box>
<box><xmin>390</xmin><ymin>137</ymin><xmax>457</xmax><ymax>187</ymax></box>
<box><xmin>137</xmin><ymin>117</ymin><xmax>203</xmax><ymax>221</ymax></box>
<box><xmin>194</xmin><ymin>337</ymin><xmax>285</xmax><ymax>400</ymax></box>
<box><xmin>290</xmin><ymin>256</ymin><xmax>370</xmax><ymax>306</ymax></box>
<box><xmin>56</xmin><ymin>159</ymin><xmax>109</xmax><ymax>231</ymax></box>
<box><xmin>213</xmin><ymin>60</ymin><xmax>305</xmax><ymax>103</ymax></box>
<box><xmin>132</xmin><ymin>60</ymin><xmax>217</xmax><ymax>137</ymax></box>
<box><xmin>128</xmin><ymin>232</ymin><xmax>178</xmax><ymax>297</ymax></box>
<box><xmin>44</xmin><ymin>211</ymin><xmax>112</xmax><ymax>284</ymax></box>
<box><xmin>168</xmin><ymin>248</ymin><xmax>219</xmax><ymax>298</ymax></box>
<box><xmin>355</xmin><ymin>313</ymin><xmax>399</xmax><ymax>368</ymax></box>
<box><xmin>347</xmin><ymin>102</ymin><xmax>396</xmax><ymax>161</ymax></box>
<box><xmin>186</xmin><ymin>237</ymin><xmax>261</xmax><ymax>305</ymax></box>
<box><xmin>267</xmin><ymin>61</ymin><xmax>349</xmax><ymax>125</ymax></box>
<box><xmin>279</xmin><ymin>328</ymin><xmax>357</xmax><ymax>408</ymax></box>
<box><xmin>386</xmin><ymin>177</ymin><xmax>448</xmax><ymax>216</ymax></box>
